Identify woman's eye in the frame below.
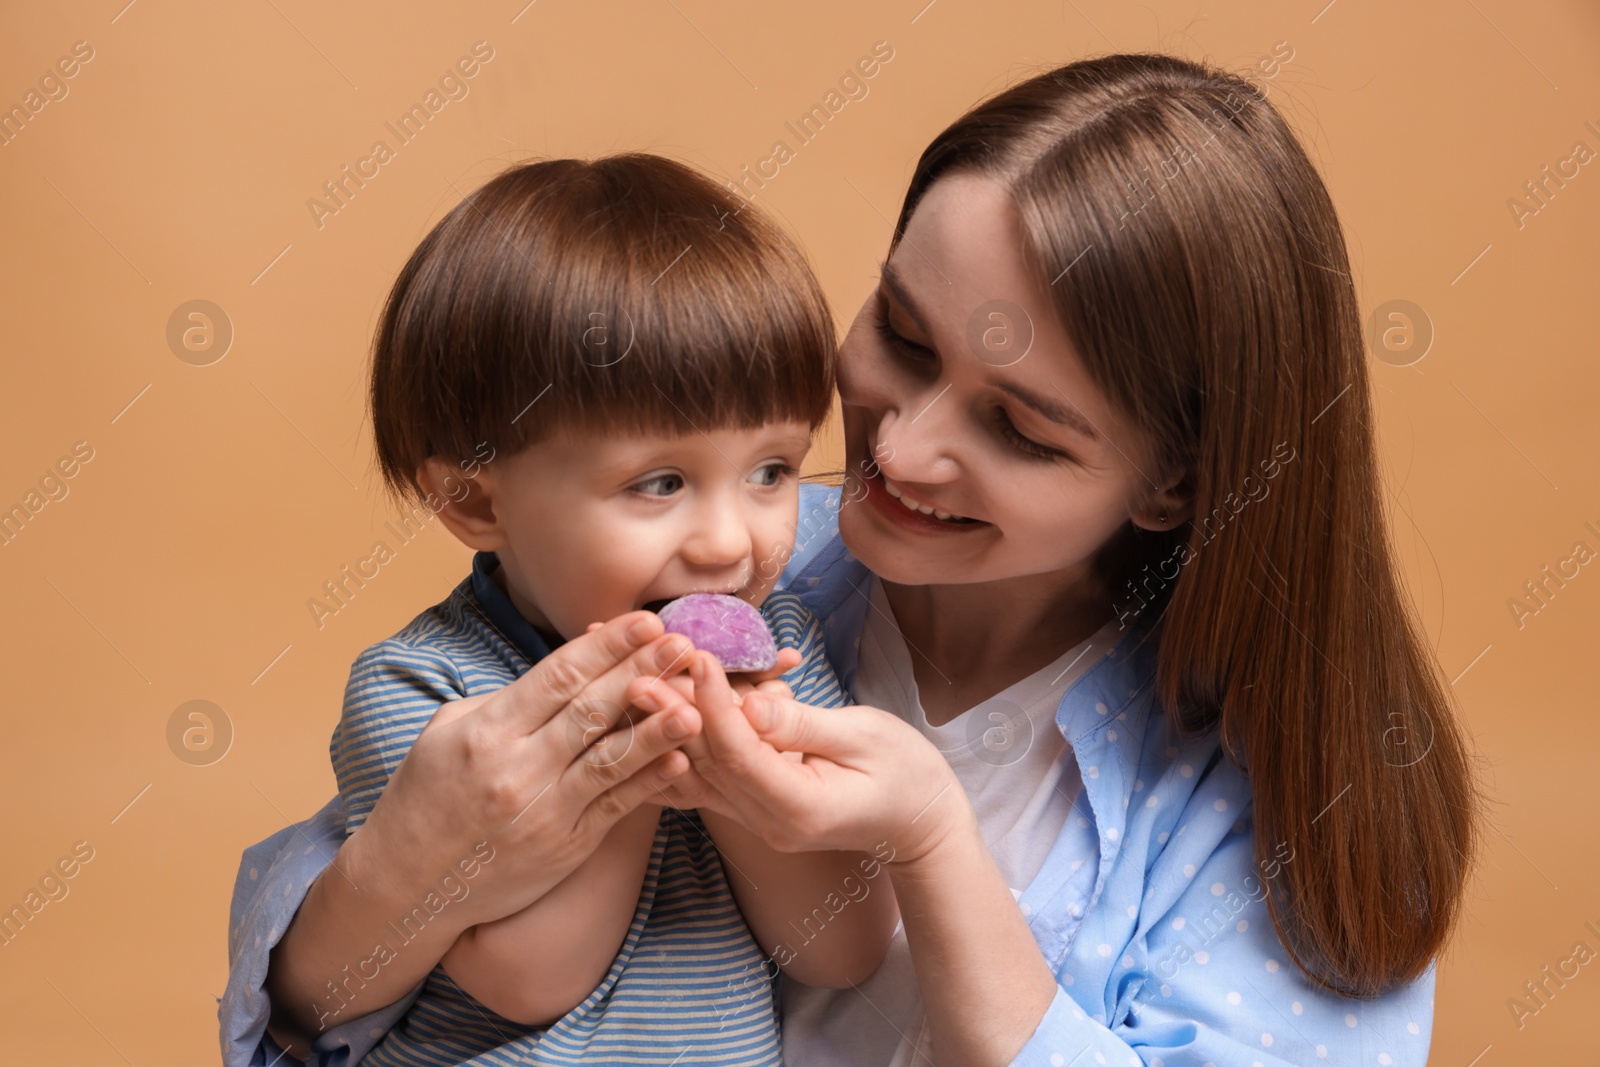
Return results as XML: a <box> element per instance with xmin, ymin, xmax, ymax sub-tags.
<box><xmin>633</xmin><ymin>473</ymin><xmax>684</xmax><ymax>497</ymax></box>
<box><xmin>994</xmin><ymin>408</ymin><xmax>1066</xmax><ymax>461</ymax></box>
<box><xmin>749</xmin><ymin>462</ymin><xmax>796</xmax><ymax>488</ymax></box>
<box><xmin>873</xmin><ymin>307</ymin><xmax>935</xmax><ymax>363</ymax></box>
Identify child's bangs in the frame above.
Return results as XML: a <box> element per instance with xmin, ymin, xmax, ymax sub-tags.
<box><xmin>370</xmin><ymin>154</ymin><xmax>838</xmax><ymax>503</ymax></box>
<box><xmin>530</xmin><ymin>219</ymin><xmax>839</xmax><ymax>442</ymax></box>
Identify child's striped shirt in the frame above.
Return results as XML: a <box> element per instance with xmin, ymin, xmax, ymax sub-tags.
<box><xmin>327</xmin><ymin>550</ymin><xmax>847</xmax><ymax>1066</ymax></box>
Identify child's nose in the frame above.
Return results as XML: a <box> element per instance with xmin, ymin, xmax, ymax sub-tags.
<box><xmin>680</xmin><ymin>506</ymin><xmax>753</xmax><ymax>571</ymax></box>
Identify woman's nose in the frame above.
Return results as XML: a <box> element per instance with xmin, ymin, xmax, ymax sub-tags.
<box><xmin>874</xmin><ymin>392</ymin><xmax>961</xmax><ymax>485</ymax></box>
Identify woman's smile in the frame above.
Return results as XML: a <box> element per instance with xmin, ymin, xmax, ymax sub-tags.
<box><xmin>880</xmin><ymin>474</ymin><xmax>977</xmax><ymax>522</ymax></box>
<box><xmin>858</xmin><ymin>466</ymin><xmax>988</xmax><ymax>535</ymax></box>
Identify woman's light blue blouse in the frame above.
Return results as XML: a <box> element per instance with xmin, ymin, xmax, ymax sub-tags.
<box><xmin>221</xmin><ymin>482</ymin><xmax>1437</xmax><ymax>1067</ymax></box>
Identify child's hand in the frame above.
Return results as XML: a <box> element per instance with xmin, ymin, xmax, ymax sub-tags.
<box><xmin>615</xmin><ymin>643</ymin><xmax>796</xmax><ymax>823</ymax></box>
<box><xmin>654</xmin><ymin>763</ymin><xmax>745</xmax><ymax>822</ymax></box>
<box><xmin>743</xmin><ymin>646</ymin><xmax>802</xmax><ymax>686</ymax></box>
<box><xmin>599</xmin><ymin>620</ymin><xmax>800</xmax><ymax>783</ymax></box>
<box><xmin>628</xmin><ymin>641</ymin><xmax>798</xmax><ymax>707</ymax></box>
<box><xmin>581</xmin><ymin>622</ymin><xmax>796</xmax><ymax>718</ymax></box>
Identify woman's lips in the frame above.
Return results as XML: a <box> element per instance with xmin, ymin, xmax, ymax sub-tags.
<box><xmin>880</xmin><ymin>476</ymin><xmax>974</xmax><ymax>522</ymax></box>
<box><xmin>857</xmin><ymin>468</ymin><xmax>988</xmax><ymax>535</ymax></box>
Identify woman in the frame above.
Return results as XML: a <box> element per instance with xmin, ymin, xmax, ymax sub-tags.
<box><xmin>222</xmin><ymin>52</ymin><xmax>1477</xmax><ymax>1066</ymax></box>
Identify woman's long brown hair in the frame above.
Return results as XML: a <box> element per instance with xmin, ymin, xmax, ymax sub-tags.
<box><xmin>890</xmin><ymin>53</ymin><xmax>1479</xmax><ymax>998</ymax></box>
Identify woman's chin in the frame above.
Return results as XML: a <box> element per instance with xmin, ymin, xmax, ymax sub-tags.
<box><xmin>838</xmin><ymin>495</ymin><xmax>972</xmax><ymax>588</ymax></box>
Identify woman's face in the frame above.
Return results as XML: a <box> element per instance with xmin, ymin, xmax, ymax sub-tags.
<box><xmin>836</xmin><ymin>173</ymin><xmax>1174</xmax><ymax>593</ymax></box>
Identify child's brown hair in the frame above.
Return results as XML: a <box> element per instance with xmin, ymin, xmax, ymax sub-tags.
<box><xmin>368</xmin><ymin>153</ymin><xmax>838</xmax><ymax>505</ymax></box>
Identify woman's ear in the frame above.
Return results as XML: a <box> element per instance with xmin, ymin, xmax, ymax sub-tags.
<box><xmin>1130</xmin><ymin>469</ymin><xmax>1196</xmax><ymax>532</ymax></box>
<box><xmin>417</xmin><ymin>456</ymin><xmax>506</xmax><ymax>550</ymax></box>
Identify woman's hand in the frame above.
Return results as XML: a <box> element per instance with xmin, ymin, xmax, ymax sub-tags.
<box><xmin>633</xmin><ymin>641</ymin><xmax>800</xmax><ymax>818</ymax></box>
<box><xmin>358</xmin><ymin>612</ymin><xmax>706</xmax><ymax>925</ymax></box>
<box><xmin>626</xmin><ymin>650</ymin><xmax>968</xmax><ymax>863</ymax></box>
<box><xmin>266</xmin><ymin>611</ymin><xmax>703</xmax><ymax>1051</ymax></box>
<box><xmin>635</xmin><ymin>651</ymin><xmax>1057</xmax><ymax>1067</ymax></box>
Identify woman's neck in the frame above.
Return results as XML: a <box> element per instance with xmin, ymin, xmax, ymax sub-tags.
<box><xmin>879</xmin><ymin>567</ymin><xmax>1113</xmax><ymax>727</ymax></box>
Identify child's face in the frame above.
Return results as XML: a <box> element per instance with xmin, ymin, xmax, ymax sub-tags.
<box><xmin>485</xmin><ymin>419</ymin><xmax>814</xmax><ymax>642</ymax></box>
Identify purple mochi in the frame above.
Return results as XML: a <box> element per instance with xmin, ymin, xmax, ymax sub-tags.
<box><xmin>656</xmin><ymin>593</ymin><xmax>779</xmax><ymax>672</ymax></box>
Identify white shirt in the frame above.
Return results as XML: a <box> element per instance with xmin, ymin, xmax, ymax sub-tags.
<box><xmin>780</xmin><ymin>575</ymin><xmax>1121</xmax><ymax>1066</ymax></box>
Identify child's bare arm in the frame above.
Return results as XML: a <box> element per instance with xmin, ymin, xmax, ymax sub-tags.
<box><xmin>439</xmin><ymin>803</ymin><xmax>661</xmax><ymax>1025</ymax></box>
<box><xmin>702</xmin><ymin>809</ymin><xmax>901</xmax><ymax>988</ymax></box>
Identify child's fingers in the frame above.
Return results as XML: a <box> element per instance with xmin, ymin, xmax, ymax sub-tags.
<box><xmin>693</xmin><ymin>652</ymin><xmax>789</xmax><ymax>779</ymax></box>
<box><xmin>585</xmin><ymin>622</ymin><xmax>605</xmax><ymax>634</ymax></box>
<box><xmin>741</xmin><ymin>647</ymin><xmax>802</xmax><ymax>685</ymax></box>
<box><xmin>654</xmin><ymin>767</ymin><xmax>705</xmax><ymax>810</ymax></box>
<box><xmin>628</xmin><ymin>674</ymin><xmax>710</xmax><ymax>755</ymax></box>
<box><xmin>690</xmin><ymin>650</ymin><xmax>741</xmax><ymax>723</ymax></box>
<box><xmin>655</xmin><ymin>749</ymin><xmax>754</xmax><ymax>823</ymax></box>
<box><xmin>626</xmin><ymin>673</ymin><xmax>696</xmax><ymax>714</ymax></box>
<box><xmin>652</xmin><ymin>763</ymin><xmax>730</xmax><ymax>814</ymax></box>
<box><xmin>635</xmin><ymin>657</ymin><xmax>782</xmax><ymax>820</ymax></box>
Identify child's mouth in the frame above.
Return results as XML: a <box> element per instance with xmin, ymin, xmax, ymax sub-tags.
<box><xmin>641</xmin><ymin>591</ymin><xmax>743</xmax><ymax>614</ymax></box>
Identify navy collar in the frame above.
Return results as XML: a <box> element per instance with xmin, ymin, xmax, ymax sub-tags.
<box><xmin>469</xmin><ymin>550</ymin><xmax>561</xmax><ymax>664</ymax></box>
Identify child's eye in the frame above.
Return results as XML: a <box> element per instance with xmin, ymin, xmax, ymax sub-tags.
<box><xmin>749</xmin><ymin>462</ymin><xmax>797</xmax><ymax>488</ymax></box>
<box><xmin>633</xmin><ymin>473</ymin><xmax>685</xmax><ymax>497</ymax></box>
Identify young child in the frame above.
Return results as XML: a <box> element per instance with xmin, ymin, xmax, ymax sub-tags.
<box><xmin>322</xmin><ymin>154</ymin><xmax>897</xmax><ymax>1066</ymax></box>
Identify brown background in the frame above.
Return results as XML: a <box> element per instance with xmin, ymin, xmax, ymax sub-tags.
<box><xmin>1</xmin><ymin>0</ymin><xmax>1595</xmax><ymax>1062</ymax></box>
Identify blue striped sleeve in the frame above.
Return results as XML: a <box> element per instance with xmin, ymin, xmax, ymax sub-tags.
<box><xmin>761</xmin><ymin>592</ymin><xmax>851</xmax><ymax>710</ymax></box>
<box><xmin>330</xmin><ymin>639</ymin><xmax>469</xmax><ymax>834</ymax></box>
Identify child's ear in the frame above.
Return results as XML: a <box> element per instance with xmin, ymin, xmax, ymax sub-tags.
<box><xmin>417</xmin><ymin>456</ymin><xmax>506</xmax><ymax>550</ymax></box>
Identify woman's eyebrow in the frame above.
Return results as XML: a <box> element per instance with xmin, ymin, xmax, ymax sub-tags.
<box><xmin>993</xmin><ymin>380</ymin><xmax>1100</xmax><ymax>441</ymax></box>
<box><xmin>878</xmin><ymin>261</ymin><xmax>932</xmax><ymax>334</ymax></box>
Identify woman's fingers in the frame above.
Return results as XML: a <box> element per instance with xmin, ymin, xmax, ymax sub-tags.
<box><xmin>659</xmin><ymin>672</ymin><xmax>697</xmax><ymax>705</ymax></box>
<box><xmin>690</xmin><ymin>652</ymin><xmax>810</xmax><ymax>811</ymax></box>
<box><xmin>690</xmin><ymin>651</ymin><xmax>756</xmax><ymax>760</ymax></box>
<box><xmin>542</xmin><ymin>629</ymin><xmax>692</xmax><ymax>764</ymax></box>
<box><xmin>627</xmin><ymin>672</ymin><xmax>721</xmax><ymax>783</ymax></box>
<box><xmin>530</xmin><ymin>633</ymin><xmax>700</xmax><ymax>767</ymax></box>
<box><xmin>570</xmin><ymin>749</ymin><xmax>691</xmax><ymax>843</ymax></box>
<box><xmin>556</xmin><ymin>690</ymin><xmax>702</xmax><ymax>805</ymax></box>
<box><xmin>741</xmin><ymin>691</ymin><xmax>866</xmax><ymax>762</ymax></box>
<box><xmin>742</xmin><ymin>694</ymin><xmax>965</xmax><ymax>859</ymax></box>
<box><xmin>489</xmin><ymin>611</ymin><xmax>677</xmax><ymax>736</ymax></box>
<box><xmin>630</xmin><ymin>664</ymin><xmax>779</xmax><ymax>816</ymax></box>
<box><xmin>753</xmin><ymin>678</ymin><xmax>794</xmax><ymax>701</ymax></box>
